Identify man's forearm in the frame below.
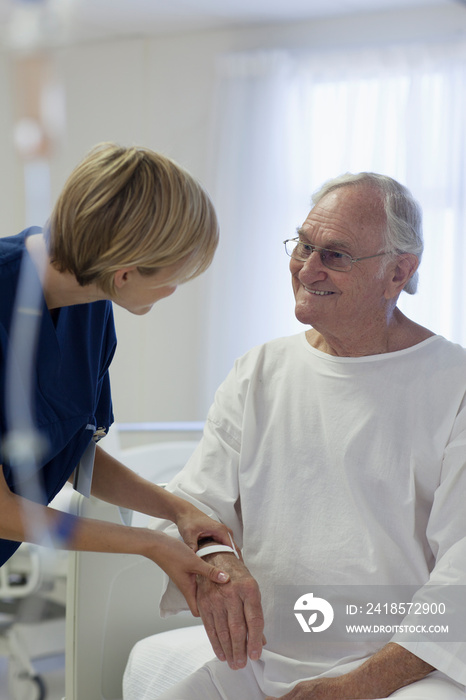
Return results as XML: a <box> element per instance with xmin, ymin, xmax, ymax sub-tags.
<box><xmin>265</xmin><ymin>643</ymin><xmax>435</xmax><ymax>700</ymax></box>
<box><xmin>339</xmin><ymin>642</ymin><xmax>434</xmax><ymax>698</ymax></box>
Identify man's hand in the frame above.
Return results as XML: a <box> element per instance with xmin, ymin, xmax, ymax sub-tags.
<box><xmin>145</xmin><ymin>532</ymin><xmax>231</xmax><ymax>617</ymax></box>
<box><xmin>196</xmin><ymin>552</ymin><xmax>265</xmax><ymax>670</ymax></box>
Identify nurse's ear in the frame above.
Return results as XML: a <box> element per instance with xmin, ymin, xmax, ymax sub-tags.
<box><xmin>113</xmin><ymin>267</ymin><xmax>137</xmax><ymax>289</ymax></box>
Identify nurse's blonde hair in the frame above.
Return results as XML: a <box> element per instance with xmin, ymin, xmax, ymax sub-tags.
<box><xmin>47</xmin><ymin>142</ymin><xmax>219</xmax><ymax>294</ymax></box>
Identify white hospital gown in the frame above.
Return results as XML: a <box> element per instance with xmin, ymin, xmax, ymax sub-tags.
<box><xmin>157</xmin><ymin>333</ymin><xmax>466</xmax><ymax>696</ymax></box>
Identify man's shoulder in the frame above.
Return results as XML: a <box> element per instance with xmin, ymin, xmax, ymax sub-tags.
<box><xmin>240</xmin><ymin>332</ymin><xmax>303</xmax><ymax>359</ymax></box>
<box><xmin>427</xmin><ymin>335</ymin><xmax>466</xmax><ymax>363</ymax></box>
<box><xmin>412</xmin><ymin>336</ymin><xmax>466</xmax><ymax>391</ymax></box>
<box><xmin>233</xmin><ymin>332</ymin><xmax>303</xmax><ymax>371</ymax></box>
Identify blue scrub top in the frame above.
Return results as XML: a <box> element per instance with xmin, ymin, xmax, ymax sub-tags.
<box><xmin>0</xmin><ymin>228</ymin><xmax>117</xmax><ymax>565</ymax></box>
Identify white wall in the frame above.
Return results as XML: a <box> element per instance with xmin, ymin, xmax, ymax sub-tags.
<box><xmin>1</xmin><ymin>3</ymin><xmax>466</xmax><ymax>429</ymax></box>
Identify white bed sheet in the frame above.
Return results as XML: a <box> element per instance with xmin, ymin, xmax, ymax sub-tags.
<box><xmin>123</xmin><ymin>625</ymin><xmax>214</xmax><ymax>700</ymax></box>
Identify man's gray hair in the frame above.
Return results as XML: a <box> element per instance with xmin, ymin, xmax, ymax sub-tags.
<box><xmin>311</xmin><ymin>172</ymin><xmax>423</xmax><ymax>295</ymax></box>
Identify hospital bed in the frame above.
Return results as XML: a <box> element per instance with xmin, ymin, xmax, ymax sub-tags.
<box><xmin>64</xmin><ymin>438</ymin><xmax>205</xmax><ymax>700</ymax></box>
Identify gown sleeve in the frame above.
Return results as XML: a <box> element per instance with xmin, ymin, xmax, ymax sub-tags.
<box><xmin>392</xmin><ymin>396</ymin><xmax>466</xmax><ymax>684</ymax></box>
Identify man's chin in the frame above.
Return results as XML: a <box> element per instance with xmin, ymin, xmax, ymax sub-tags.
<box><xmin>294</xmin><ymin>304</ymin><xmax>316</xmax><ymax>327</ymax></box>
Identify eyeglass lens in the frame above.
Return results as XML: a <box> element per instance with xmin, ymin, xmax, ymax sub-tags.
<box><xmin>288</xmin><ymin>240</ymin><xmax>351</xmax><ymax>270</ymax></box>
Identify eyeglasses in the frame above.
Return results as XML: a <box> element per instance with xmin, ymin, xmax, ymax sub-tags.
<box><xmin>283</xmin><ymin>237</ymin><xmax>389</xmax><ymax>272</ymax></box>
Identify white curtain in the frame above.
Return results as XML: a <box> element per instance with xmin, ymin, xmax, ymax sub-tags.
<box><xmin>202</xmin><ymin>41</ymin><xmax>466</xmax><ymax>403</ymax></box>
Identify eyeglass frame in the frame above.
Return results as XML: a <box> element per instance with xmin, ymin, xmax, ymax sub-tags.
<box><xmin>283</xmin><ymin>237</ymin><xmax>391</xmax><ymax>272</ymax></box>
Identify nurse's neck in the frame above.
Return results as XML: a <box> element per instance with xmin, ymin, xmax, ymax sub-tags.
<box><xmin>25</xmin><ymin>233</ymin><xmax>107</xmax><ymax>310</ymax></box>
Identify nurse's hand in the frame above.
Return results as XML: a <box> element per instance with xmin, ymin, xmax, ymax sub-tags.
<box><xmin>175</xmin><ymin>502</ymin><xmax>237</xmax><ymax>553</ymax></box>
<box><xmin>195</xmin><ymin>552</ymin><xmax>265</xmax><ymax>670</ymax></box>
<box><xmin>147</xmin><ymin>532</ymin><xmax>230</xmax><ymax>617</ymax></box>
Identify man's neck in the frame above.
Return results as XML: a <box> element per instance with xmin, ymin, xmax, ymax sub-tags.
<box><xmin>306</xmin><ymin>310</ymin><xmax>434</xmax><ymax>358</ymax></box>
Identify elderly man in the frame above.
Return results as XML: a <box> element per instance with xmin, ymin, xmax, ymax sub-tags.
<box><xmin>151</xmin><ymin>173</ymin><xmax>466</xmax><ymax>699</ymax></box>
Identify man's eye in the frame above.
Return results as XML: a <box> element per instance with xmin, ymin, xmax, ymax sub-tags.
<box><xmin>326</xmin><ymin>250</ymin><xmax>346</xmax><ymax>260</ymax></box>
<box><xmin>298</xmin><ymin>242</ymin><xmax>313</xmax><ymax>254</ymax></box>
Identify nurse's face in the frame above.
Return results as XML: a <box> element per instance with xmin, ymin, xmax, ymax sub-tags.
<box><xmin>112</xmin><ymin>263</ymin><xmax>182</xmax><ymax>315</ymax></box>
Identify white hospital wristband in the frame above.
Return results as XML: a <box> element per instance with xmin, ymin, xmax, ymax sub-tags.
<box><xmin>196</xmin><ymin>544</ymin><xmax>239</xmax><ymax>559</ymax></box>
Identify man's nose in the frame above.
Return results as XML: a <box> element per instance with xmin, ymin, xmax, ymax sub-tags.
<box><xmin>298</xmin><ymin>250</ymin><xmax>327</xmax><ymax>279</ymax></box>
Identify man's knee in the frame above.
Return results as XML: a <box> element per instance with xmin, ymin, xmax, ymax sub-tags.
<box><xmin>388</xmin><ymin>672</ymin><xmax>466</xmax><ymax>700</ymax></box>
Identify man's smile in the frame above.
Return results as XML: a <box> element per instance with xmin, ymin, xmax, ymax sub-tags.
<box><xmin>302</xmin><ymin>286</ymin><xmax>335</xmax><ymax>296</ymax></box>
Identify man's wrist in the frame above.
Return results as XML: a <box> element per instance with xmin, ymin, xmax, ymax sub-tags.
<box><xmin>197</xmin><ymin>533</ymin><xmax>240</xmax><ymax>559</ymax></box>
<box><xmin>197</xmin><ymin>543</ymin><xmax>239</xmax><ymax>559</ymax></box>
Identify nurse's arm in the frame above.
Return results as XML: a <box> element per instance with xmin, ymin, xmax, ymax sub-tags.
<box><xmin>89</xmin><ymin>444</ymin><xmax>234</xmax><ymax>551</ymax></box>
<box><xmin>0</xmin><ymin>464</ymin><xmax>229</xmax><ymax>615</ymax></box>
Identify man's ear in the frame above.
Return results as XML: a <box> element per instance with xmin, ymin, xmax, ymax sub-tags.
<box><xmin>384</xmin><ymin>254</ymin><xmax>419</xmax><ymax>299</ymax></box>
<box><xmin>113</xmin><ymin>267</ymin><xmax>136</xmax><ymax>290</ymax></box>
